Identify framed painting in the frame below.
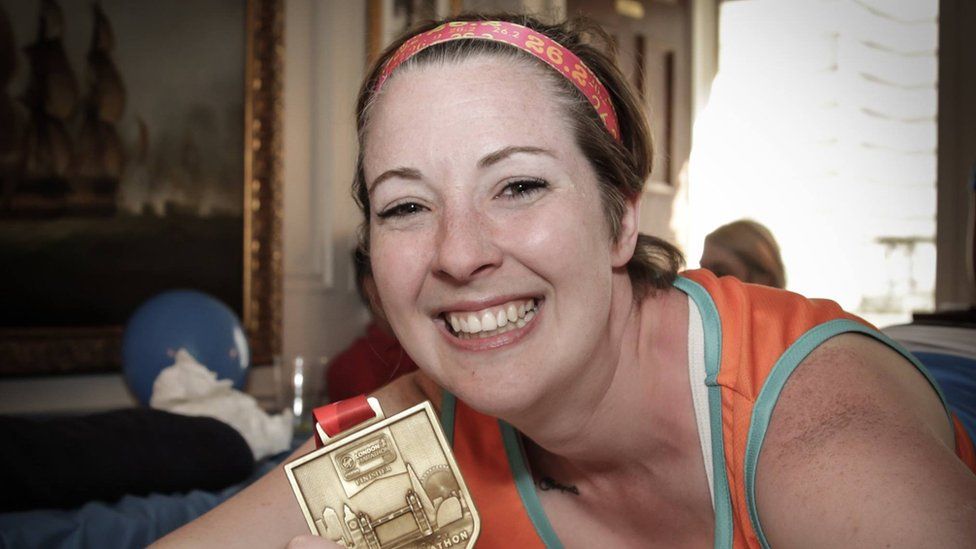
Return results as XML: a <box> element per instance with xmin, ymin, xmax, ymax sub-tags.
<box><xmin>0</xmin><ymin>0</ymin><xmax>282</xmax><ymax>375</ymax></box>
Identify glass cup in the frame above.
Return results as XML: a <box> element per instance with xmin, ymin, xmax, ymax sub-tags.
<box><xmin>275</xmin><ymin>354</ymin><xmax>327</xmax><ymax>435</ymax></box>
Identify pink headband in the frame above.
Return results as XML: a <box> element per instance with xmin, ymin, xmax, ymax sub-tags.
<box><xmin>375</xmin><ymin>20</ymin><xmax>621</xmax><ymax>142</ymax></box>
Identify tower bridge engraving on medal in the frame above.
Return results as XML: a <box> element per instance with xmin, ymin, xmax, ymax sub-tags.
<box><xmin>286</xmin><ymin>401</ymin><xmax>480</xmax><ymax>548</ymax></box>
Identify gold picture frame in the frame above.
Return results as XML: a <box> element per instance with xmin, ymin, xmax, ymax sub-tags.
<box><xmin>0</xmin><ymin>0</ymin><xmax>282</xmax><ymax>375</ymax></box>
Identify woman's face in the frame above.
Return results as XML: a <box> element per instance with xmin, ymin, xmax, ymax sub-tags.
<box><xmin>363</xmin><ymin>57</ymin><xmax>635</xmax><ymax>416</ymax></box>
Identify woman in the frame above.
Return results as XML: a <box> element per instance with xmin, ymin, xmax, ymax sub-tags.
<box><xmin>158</xmin><ymin>14</ymin><xmax>976</xmax><ymax>548</ymax></box>
<box><xmin>700</xmin><ymin>219</ymin><xmax>786</xmax><ymax>288</ymax></box>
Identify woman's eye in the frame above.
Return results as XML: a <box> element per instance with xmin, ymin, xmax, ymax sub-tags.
<box><xmin>498</xmin><ymin>179</ymin><xmax>548</xmax><ymax>199</ymax></box>
<box><xmin>377</xmin><ymin>202</ymin><xmax>427</xmax><ymax>219</ymax></box>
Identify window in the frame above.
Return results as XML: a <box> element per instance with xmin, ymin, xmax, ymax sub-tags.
<box><xmin>686</xmin><ymin>0</ymin><xmax>939</xmax><ymax>326</ymax></box>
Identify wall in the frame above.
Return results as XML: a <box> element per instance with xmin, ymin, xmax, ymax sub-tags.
<box><xmin>266</xmin><ymin>0</ymin><xmax>371</xmax><ymax>406</ymax></box>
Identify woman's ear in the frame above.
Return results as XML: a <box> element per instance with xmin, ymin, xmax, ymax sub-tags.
<box><xmin>611</xmin><ymin>193</ymin><xmax>641</xmax><ymax>268</ymax></box>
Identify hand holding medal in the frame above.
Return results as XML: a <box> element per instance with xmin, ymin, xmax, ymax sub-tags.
<box><xmin>285</xmin><ymin>396</ymin><xmax>480</xmax><ymax>548</ymax></box>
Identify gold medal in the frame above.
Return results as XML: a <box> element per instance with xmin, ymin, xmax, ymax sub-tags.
<box><xmin>286</xmin><ymin>399</ymin><xmax>480</xmax><ymax>548</ymax></box>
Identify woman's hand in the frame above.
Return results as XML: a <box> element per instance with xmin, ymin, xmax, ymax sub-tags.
<box><xmin>285</xmin><ymin>535</ymin><xmax>341</xmax><ymax>549</ymax></box>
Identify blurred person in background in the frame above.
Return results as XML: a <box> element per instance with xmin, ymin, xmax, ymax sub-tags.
<box><xmin>700</xmin><ymin>219</ymin><xmax>786</xmax><ymax>288</ymax></box>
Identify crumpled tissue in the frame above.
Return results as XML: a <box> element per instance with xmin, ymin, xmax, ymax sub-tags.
<box><xmin>150</xmin><ymin>348</ymin><xmax>293</xmax><ymax>460</ymax></box>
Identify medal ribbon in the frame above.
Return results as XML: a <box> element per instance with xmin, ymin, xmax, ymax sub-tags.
<box><xmin>312</xmin><ymin>394</ymin><xmax>377</xmax><ymax>448</ymax></box>
<box><xmin>375</xmin><ymin>20</ymin><xmax>621</xmax><ymax>142</ymax></box>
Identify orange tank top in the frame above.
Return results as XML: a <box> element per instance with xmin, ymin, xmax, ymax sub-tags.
<box><xmin>440</xmin><ymin>269</ymin><xmax>976</xmax><ymax>548</ymax></box>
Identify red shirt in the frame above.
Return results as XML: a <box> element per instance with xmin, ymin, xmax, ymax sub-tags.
<box><xmin>325</xmin><ymin>322</ymin><xmax>418</xmax><ymax>402</ymax></box>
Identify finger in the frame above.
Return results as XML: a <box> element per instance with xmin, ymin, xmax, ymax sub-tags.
<box><xmin>285</xmin><ymin>535</ymin><xmax>332</xmax><ymax>549</ymax></box>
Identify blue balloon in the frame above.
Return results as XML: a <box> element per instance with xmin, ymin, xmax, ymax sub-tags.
<box><xmin>122</xmin><ymin>290</ymin><xmax>250</xmax><ymax>405</ymax></box>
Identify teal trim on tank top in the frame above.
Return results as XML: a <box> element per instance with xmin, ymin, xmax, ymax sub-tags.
<box><xmin>439</xmin><ymin>390</ymin><xmax>456</xmax><ymax>446</ymax></box>
<box><xmin>674</xmin><ymin>275</ymin><xmax>735</xmax><ymax>549</ymax></box>
<box><xmin>743</xmin><ymin>319</ymin><xmax>958</xmax><ymax>549</ymax></box>
<box><xmin>437</xmin><ymin>389</ymin><xmax>563</xmax><ymax>547</ymax></box>
<box><xmin>501</xmin><ymin>421</ymin><xmax>564</xmax><ymax>548</ymax></box>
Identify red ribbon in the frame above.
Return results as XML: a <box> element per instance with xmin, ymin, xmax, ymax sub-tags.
<box><xmin>312</xmin><ymin>394</ymin><xmax>377</xmax><ymax>448</ymax></box>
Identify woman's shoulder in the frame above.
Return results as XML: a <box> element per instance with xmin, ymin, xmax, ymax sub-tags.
<box><xmin>761</xmin><ymin>333</ymin><xmax>955</xmax><ymax>465</ymax></box>
<box><xmin>370</xmin><ymin>370</ymin><xmax>443</xmax><ymax>415</ymax></box>
<box><xmin>754</xmin><ymin>332</ymin><xmax>975</xmax><ymax>546</ymax></box>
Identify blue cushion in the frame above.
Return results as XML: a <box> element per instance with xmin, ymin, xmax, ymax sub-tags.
<box><xmin>914</xmin><ymin>351</ymin><xmax>976</xmax><ymax>441</ymax></box>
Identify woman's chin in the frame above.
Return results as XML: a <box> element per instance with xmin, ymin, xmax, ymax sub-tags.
<box><xmin>448</xmin><ymin>376</ymin><xmax>547</xmax><ymax>420</ymax></box>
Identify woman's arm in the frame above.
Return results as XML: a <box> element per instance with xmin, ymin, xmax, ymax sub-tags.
<box><xmin>152</xmin><ymin>436</ymin><xmax>324</xmax><ymax>548</ymax></box>
<box><xmin>153</xmin><ymin>372</ymin><xmax>435</xmax><ymax>548</ymax></box>
<box><xmin>757</xmin><ymin>333</ymin><xmax>976</xmax><ymax>548</ymax></box>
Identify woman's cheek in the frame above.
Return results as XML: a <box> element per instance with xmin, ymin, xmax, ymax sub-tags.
<box><xmin>513</xmin><ymin>204</ymin><xmax>584</xmax><ymax>261</ymax></box>
<box><xmin>371</xmin><ymin>232</ymin><xmax>430</xmax><ymax>316</ymax></box>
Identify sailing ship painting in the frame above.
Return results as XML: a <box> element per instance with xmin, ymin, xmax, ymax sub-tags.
<box><xmin>7</xmin><ymin>0</ymin><xmax>125</xmax><ymax>216</ymax></box>
<box><xmin>0</xmin><ymin>0</ymin><xmax>246</xmax><ymax>349</ymax></box>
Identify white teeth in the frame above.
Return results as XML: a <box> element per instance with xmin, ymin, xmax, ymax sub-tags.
<box><xmin>482</xmin><ymin>311</ymin><xmax>497</xmax><ymax>331</ymax></box>
<box><xmin>446</xmin><ymin>298</ymin><xmax>539</xmax><ymax>338</ymax></box>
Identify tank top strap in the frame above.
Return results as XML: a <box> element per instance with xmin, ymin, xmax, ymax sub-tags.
<box><xmin>442</xmin><ymin>391</ymin><xmax>552</xmax><ymax>548</ymax></box>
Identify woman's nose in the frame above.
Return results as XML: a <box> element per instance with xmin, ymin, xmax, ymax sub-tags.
<box><xmin>431</xmin><ymin>206</ymin><xmax>501</xmax><ymax>283</ymax></box>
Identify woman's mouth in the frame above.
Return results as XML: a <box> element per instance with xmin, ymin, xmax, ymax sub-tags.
<box><xmin>442</xmin><ymin>298</ymin><xmax>539</xmax><ymax>340</ymax></box>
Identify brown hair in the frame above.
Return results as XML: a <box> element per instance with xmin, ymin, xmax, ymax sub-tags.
<box><xmin>352</xmin><ymin>13</ymin><xmax>683</xmax><ymax>301</ymax></box>
<box><xmin>705</xmin><ymin>219</ymin><xmax>787</xmax><ymax>289</ymax></box>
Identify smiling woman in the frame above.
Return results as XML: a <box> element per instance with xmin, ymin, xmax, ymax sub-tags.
<box><xmin>156</xmin><ymin>13</ymin><xmax>976</xmax><ymax>549</ymax></box>
<box><xmin>363</xmin><ymin>54</ymin><xmax>638</xmax><ymax>418</ymax></box>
